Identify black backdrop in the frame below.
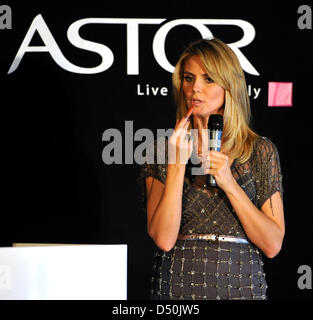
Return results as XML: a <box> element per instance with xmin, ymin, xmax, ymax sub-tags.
<box><xmin>1</xmin><ymin>1</ymin><xmax>312</xmax><ymax>300</ymax></box>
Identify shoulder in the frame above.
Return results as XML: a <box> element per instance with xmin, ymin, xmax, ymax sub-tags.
<box><xmin>141</xmin><ymin>136</ymin><xmax>168</xmax><ymax>174</ymax></box>
<box><xmin>138</xmin><ymin>137</ymin><xmax>168</xmax><ymax>184</ymax></box>
<box><xmin>253</xmin><ymin>136</ymin><xmax>279</xmax><ymax>157</ymax></box>
<box><xmin>249</xmin><ymin>136</ymin><xmax>281</xmax><ymax>167</ymax></box>
<box><xmin>142</xmin><ymin>136</ymin><xmax>168</xmax><ymax>163</ymax></box>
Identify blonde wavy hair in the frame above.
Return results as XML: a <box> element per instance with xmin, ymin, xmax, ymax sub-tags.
<box><xmin>172</xmin><ymin>38</ymin><xmax>258</xmax><ymax>163</ymax></box>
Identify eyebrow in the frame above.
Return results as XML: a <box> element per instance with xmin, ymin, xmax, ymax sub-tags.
<box><xmin>183</xmin><ymin>71</ymin><xmax>209</xmax><ymax>77</ymax></box>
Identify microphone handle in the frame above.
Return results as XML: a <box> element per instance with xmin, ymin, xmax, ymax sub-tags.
<box><xmin>207</xmin><ymin>129</ymin><xmax>222</xmax><ymax>187</ymax></box>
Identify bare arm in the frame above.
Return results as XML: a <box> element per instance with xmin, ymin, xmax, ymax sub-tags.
<box><xmin>207</xmin><ymin>150</ymin><xmax>285</xmax><ymax>258</ymax></box>
<box><xmin>225</xmin><ymin>182</ymin><xmax>284</xmax><ymax>258</ymax></box>
<box><xmin>146</xmin><ymin>108</ymin><xmax>194</xmax><ymax>252</ymax></box>
<box><xmin>146</xmin><ymin>165</ymin><xmax>186</xmax><ymax>252</ymax></box>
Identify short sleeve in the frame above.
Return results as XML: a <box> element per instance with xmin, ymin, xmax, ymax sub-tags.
<box><xmin>137</xmin><ymin>137</ymin><xmax>168</xmax><ymax>212</ymax></box>
<box><xmin>253</xmin><ymin>137</ymin><xmax>283</xmax><ymax>210</ymax></box>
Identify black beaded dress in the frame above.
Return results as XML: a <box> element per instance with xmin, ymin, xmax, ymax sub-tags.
<box><xmin>138</xmin><ymin>136</ymin><xmax>283</xmax><ymax>300</ymax></box>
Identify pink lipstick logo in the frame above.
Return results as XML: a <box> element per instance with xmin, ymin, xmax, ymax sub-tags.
<box><xmin>268</xmin><ymin>82</ymin><xmax>293</xmax><ymax>107</ymax></box>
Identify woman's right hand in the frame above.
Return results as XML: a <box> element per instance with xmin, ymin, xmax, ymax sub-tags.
<box><xmin>168</xmin><ymin>107</ymin><xmax>194</xmax><ymax>165</ymax></box>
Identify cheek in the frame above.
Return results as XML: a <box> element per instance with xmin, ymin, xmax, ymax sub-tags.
<box><xmin>182</xmin><ymin>83</ymin><xmax>191</xmax><ymax>97</ymax></box>
<box><xmin>208</xmin><ymin>86</ymin><xmax>225</xmax><ymax>104</ymax></box>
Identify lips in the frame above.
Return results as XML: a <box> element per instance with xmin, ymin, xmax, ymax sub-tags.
<box><xmin>190</xmin><ymin>98</ymin><xmax>203</xmax><ymax>106</ymax></box>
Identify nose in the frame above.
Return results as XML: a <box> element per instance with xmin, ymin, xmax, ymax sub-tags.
<box><xmin>192</xmin><ymin>78</ymin><xmax>201</xmax><ymax>93</ymax></box>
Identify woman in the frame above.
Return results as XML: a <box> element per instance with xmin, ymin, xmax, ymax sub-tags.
<box><xmin>139</xmin><ymin>38</ymin><xmax>285</xmax><ymax>300</ymax></box>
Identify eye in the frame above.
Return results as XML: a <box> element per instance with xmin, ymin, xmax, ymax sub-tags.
<box><xmin>205</xmin><ymin>76</ymin><xmax>214</xmax><ymax>83</ymax></box>
<box><xmin>183</xmin><ymin>74</ymin><xmax>193</xmax><ymax>82</ymax></box>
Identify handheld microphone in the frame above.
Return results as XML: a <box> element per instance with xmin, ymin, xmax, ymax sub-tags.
<box><xmin>207</xmin><ymin>114</ymin><xmax>223</xmax><ymax>187</ymax></box>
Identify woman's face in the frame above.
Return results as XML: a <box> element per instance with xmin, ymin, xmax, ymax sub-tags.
<box><xmin>182</xmin><ymin>55</ymin><xmax>225</xmax><ymax>118</ymax></box>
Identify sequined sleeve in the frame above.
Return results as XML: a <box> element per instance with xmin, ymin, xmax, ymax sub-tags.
<box><xmin>137</xmin><ymin>137</ymin><xmax>168</xmax><ymax>212</ymax></box>
<box><xmin>253</xmin><ymin>137</ymin><xmax>283</xmax><ymax>210</ymax></box>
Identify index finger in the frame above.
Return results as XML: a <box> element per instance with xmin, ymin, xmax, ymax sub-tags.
<box><xmin>184</xmin><ymin>107</ymin><xmax>194</xmax><ymax>120</ymax></box>
<box><xmin>175</xmin><ymin>107</ymin><xmax>194</xmax><ymax>131</ymax></box>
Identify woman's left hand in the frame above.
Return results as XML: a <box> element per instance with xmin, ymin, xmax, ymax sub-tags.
<box><xmin>201</xmin><ymin>150</ymin><xmax>236</xmax><ymax>192</ymax></box>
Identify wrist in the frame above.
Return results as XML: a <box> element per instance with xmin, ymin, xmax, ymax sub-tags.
<box><xmin>167</xmin><ymin>163</ymin><xmax>186</xmax><ymax>174</ymax></box>
<box><xmin>223</xmin><ymin>177</ymin><xmax>240</xmax><ymax>196</ymax></box>
<box><xmin>166</xmin><ymin>164</ymin><xmax>186</xmax><ymax>190</ymax></box>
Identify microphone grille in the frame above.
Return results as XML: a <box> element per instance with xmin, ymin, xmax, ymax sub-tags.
<box><xmin>208</xmin><ymin>114</ymin><xmax>223</xmax><ymax>130</ymax></box>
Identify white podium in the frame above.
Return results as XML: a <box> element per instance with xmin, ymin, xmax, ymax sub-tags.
<box><xmin>0</xmin><ymin>244</ymin><xmax>127</xmax><ymax>300</ymax></box>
